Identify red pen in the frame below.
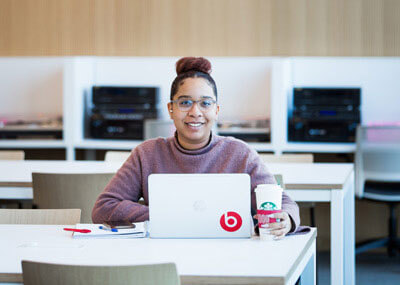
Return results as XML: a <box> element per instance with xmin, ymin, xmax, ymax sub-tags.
<box><xmin>63</xmin><ymin>228</ymin><xmax>91</xmax><ymax>234</ymax></box>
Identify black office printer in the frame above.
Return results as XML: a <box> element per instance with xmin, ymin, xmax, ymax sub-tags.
<box><xmin>288</xmin><ymin>88</ymin><xmax>361</xmax><ymax>142</ymax></box>
<box><xmin>89</xmin><ymin>86</ymin><xmax>159</xmax><ymax>140</ymax></box>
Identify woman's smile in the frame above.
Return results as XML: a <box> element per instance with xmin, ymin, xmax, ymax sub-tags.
<box><xmin>185</xmin><ymin>121</ymin><xmax>205</xmax><ymax>128</ymax></box>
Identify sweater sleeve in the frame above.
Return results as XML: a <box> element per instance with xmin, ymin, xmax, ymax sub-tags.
<box><xmin>247</xmin><ymin>149</ymin><xmax>300</xmax><ymax>232</ymax></box>
<box><xmin>92</xmin><ymin>149</ymin><xmax>149</xmax><ymax>223</ymax></box>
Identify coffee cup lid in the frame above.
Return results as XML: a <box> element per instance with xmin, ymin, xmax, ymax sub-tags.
<box><xmin>255</xmin><ymin>184</ymin><xmax>282</xmax><ymax>193</ymax></box>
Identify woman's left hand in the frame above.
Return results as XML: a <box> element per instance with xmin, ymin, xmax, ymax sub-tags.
<box><xmin>256</xmin><ymin>211</ymin><xmax>292</xmax><ymax>239</ymax></box>
<box><xmin>267</xmin><ymin>211</ymin><xmax>292</xmax><ymax>239</ymax></box>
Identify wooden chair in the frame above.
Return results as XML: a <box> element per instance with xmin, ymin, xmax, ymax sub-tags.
<box><xmin>0</xmin><ymin>150</ymin><xmax>25</xmax><ymax>160</ymax></box>
<box><xmin>0</xmin><ymin>209</ymin><xmax>81</xmax><ymax>224</ymax></box>
<box><xmin>0</xmin><ymin>151</ymin><xmax>25</xmax><ymax>208</ymax></box>
<box><xmin>259</xmin><ymin>153</ymin><xmax>313</xmax><ymax>163</ymax></box>
<box><xmin>104</xmin><ymin>151</ymin><xmax>131</xmax><ymax>162</ymax></box>
<box><xmin>32</xmin><ymin>173</ymin><xmax>115</xmax><ymax>223</ymax></box>
<box><xmin>22</xmin><ymin>261</ymin><xmax>180</xmax><ymax>285</ymax></box>
<box><xmin>260</xmin><ymin>153</ymin><xmax>315</xmax><ymax>227</ymax></box>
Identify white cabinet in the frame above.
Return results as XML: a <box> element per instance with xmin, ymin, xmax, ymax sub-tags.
<box><xmin>7</xmin><ymin>56</ymin><xmax>400</xmax><ymax>160</ymax></box>
<box><xmin>64</xmin><ymin>57</ymin><xmax>279</xmax><ymax>159</ymax></box>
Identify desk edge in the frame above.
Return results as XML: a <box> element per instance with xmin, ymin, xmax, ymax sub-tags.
<box><xmin>0</xmin><ymin>273</ymin><xmax>23</xmax><ymax>283</ymax></box>
<box><xmin>181</xmin><ymin>275</ymin><xmax>285</xmax><ymax>285</ymax></box>
<box><xmin>0</xmin><ymin>182</ymin><xmax>32</xmax><ymax>187</ymax></box>
<box><xmin>285</xmin><ymin>228</ymin><xmax>317</xmax><ymax>284</ymax></box>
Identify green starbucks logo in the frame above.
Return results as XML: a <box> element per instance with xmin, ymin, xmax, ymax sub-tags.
<box><xmin>260</xmin><ymin>202</ymin><xmax>278</xmax><ymax>210</ymax></box>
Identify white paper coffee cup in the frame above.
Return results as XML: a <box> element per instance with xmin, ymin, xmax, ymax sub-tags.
<box><xmin>255</xmin><ymin>184</ymin><xmax>283</xmax><ymax>211</ymax></box>
<box><xmin>255</xmin><ymin>184</ymin><xmax>283</xmax><ymax>228</ymax></box>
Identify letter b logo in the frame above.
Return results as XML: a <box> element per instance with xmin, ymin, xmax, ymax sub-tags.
<box><xmin>220</xmin><ymin>211</ymin><xmax>242</xmax><ymax>232</ymax></box>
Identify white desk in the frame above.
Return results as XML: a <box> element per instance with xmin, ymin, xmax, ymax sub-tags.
<box><xmin>269</xmin><ymin>163</ymin><xmax>355</xmax><ymax>285</ymax></box>
<box><xmin>0</xmin><ymin>161</ymin><xmax>121</xmax><ymax>199</ymax></box>
<box><xmin>0</xmin><ymin>161</ymin><xmax>354</xmax><ymax>285</ymax></box>
<box><xmin>0</xmin><ymin>225</ymin><xmax>316</xmax><ymax>285</ymax></box>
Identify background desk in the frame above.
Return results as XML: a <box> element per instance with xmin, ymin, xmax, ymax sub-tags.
<box><xmin>269</xmin><ymin>163</ymin><xmax>355</xmax><ymax>285</ymax></box>
<box><xmin>0</xmin><ymin>161</ymin><xmax>354</xmax><ymax>285</ymax></box>
<box><xmin>0</xmin><ymin>225</ymin><xmax>317</xmax><ymax>285</ymax></box>
<box><xmin>0</xmin><ymin>161</ymin><xmax>121</xmax><ymax>200</ymax></box>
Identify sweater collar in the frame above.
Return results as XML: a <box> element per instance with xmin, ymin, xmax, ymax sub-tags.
<box><xmin>172</xmin><ymin>131</ymin><xmax>217</xmax><ymax>155</ymax></box>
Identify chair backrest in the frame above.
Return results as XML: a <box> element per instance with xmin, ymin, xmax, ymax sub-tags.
<box><xmin>104</xmin><ymin>151</ymin><xmax>131</xmax><ymax>162</ymax></box>
<box><xmin>0</xmin><ymin>150</ymin><xmax>25</xmax><ymax>160</ymax></box>
<box><xmin>0</xmin><ymin>209</ymin><xmax>81</xmax><ymax>224</ymax></box>
<box><xmin>22</xmin><ymin>261</ymin><xmax>180</xmax><ymax>285</ymax></box>
<box><xmin>273</xmin><ymin>174</ymin><xmax>284</xmax><ymax>189</ymax></box>
<box><xmin>259</xmin><ymin>153</ymin><xmax>313</xmax><ymax>163</ymax></box>
<box><xmin>355</xmin><ymin>125</ymin><xmax>400</xmax><ymax>198</ymax></box>
<box><xmin>32</xmin><ymin>173</ymin><xmax>115</xmax><ymax>223</ymax></box>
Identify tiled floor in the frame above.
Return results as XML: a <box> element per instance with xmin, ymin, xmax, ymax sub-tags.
<box><xmin>317</xmin><ymin>251</ymin><xmax>400</xmax><ymax>284</ymax></box>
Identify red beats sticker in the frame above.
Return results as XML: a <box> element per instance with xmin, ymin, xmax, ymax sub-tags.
<box><xmin>220</xmin><ymin>211</ymin><xmax>243</xmax><ymax>232</ymax></box>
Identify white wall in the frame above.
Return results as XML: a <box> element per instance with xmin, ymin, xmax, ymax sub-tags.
<box><xmin>0</xmin><ymin>57</ymin><xmax>64</xmax><ymax>119</ymax></box>
<box><xmin>93</xmin><ymin>57</ymin><xmax>272</xmax><ymax>121</ymax></box>
<box><xmin>1</xmin><ymin>56</ymin><xmax>399</xmax><ymax>133</ymax></box>
<box><xmin>211</xmin><ymin>58</ymin><xmax>271</xmax><ymax>121</ymax></box>
<box><xmin>290</xmin><ymin>57</ymin><xmax>400</xmax><ymax>124</ymax></box>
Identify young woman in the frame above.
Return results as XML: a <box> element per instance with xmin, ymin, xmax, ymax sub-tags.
<box><xmin>92</xmin><ymin>57</ymin><xmax>300</xmax><ymax>238</ymax></box>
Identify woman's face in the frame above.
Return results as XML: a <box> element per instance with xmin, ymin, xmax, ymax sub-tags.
<box><xmin>167</xmin><ymin>77</ymin><xmax>219</xmax><ymax>150</ymax></box>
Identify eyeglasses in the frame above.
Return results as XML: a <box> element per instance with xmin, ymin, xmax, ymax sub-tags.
<box><xmin>171</xmin><ymin>98</ymin><xmax>217</xmax><ymax>112</ymax></box>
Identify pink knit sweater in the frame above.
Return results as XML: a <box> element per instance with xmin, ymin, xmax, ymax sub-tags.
<box><xmin>92</xmin><ymin>133</ymin><xmax>300</xmax><ymax>231</ymax></box>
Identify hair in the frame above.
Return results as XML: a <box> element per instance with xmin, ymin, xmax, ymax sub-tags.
<box><xmin>170</xmin><ymin>57</ymin><xmax>218</xmax><ymax>100</ymax></box>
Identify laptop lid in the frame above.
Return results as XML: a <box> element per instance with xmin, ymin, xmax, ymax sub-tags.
<box><xmin>148</xmin><ymin>173</ymin><xmax>251</xmax><ymax>238</ymax></box>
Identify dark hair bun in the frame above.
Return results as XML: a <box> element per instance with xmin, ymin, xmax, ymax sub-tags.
<box><xmin>176</xmin><ymin>57</ymin><xmax>212</xmax><ymax>75</ymax></box>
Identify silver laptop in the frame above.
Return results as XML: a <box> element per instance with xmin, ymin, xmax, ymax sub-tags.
<box><xmin>148</xmin><ymin>173</ymin><xmax>251</xmax><ymax>238</ymax></box>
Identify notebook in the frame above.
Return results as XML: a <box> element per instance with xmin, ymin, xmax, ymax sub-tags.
<box><xmin>148</xmin><ymin>173</ymin><xmax>251</xmax><ymax>238</ymax></box>
<box><xmin>72</xmin><ymin>222</ymin><xmax>148</xmax><ymax>239</ymax></box>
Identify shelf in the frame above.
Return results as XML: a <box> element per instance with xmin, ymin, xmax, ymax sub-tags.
<box><xmin>74</xmin><ymin>139</ymin><xmax>143</xmax><ymax>150</ymax></box>
<box><xmin>0</xmin><ymin>140</ymin><xmax>66</xmax><ymax>148</ymax></box>
<box><xmin>248</xmin><ymin>142</ymin><xmax>274</xmax><ymax>152</ymax></box>
<box><xmin>361</xmin><ymin>142</ymin><xmax>400</xmax><ymax>151</ymax></box>
<box><xmin>0</xmin><ymin>139</ymin><xmax>355</xmax><ymax>155</ymax></box>
<box><xmin>75</xmin><ymin>139</ymin><xmax>275</xmax><ymax>152</ymax></box>
<box><xmin>282</xmin><ymin>142</ymin><xmax>355</xmax><ymax>153</ymax></box>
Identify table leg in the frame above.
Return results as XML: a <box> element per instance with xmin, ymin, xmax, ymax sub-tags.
<box><xmin>344</xmin><ymin>172</ymin><xmax>355</xmax><ymax>285</ymax></box>
<box><xmin>300</xmin><ymin>240</ymin><xmax>316</xmax><ymax>285</ymax></box>
<box><xmin>331</xmin><ymin>189</ymin><xmax>344</xmax><ymax>285</ymax></box>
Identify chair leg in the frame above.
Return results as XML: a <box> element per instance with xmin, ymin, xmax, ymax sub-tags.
<box><xmin>309</xmin><ymin>207</ymin><xmax>316</xmax><ymax>228</ymax></box>
<box><xmin>388</xmin><ymin>203</ymin><xmax>397</xmax><ymax>257</ymax></box>
<box><xmin>356</xmin><ymin>201</ymin><xmax>400</xmax><ymax>256</ymax></box>
<box><xmin>356</xmin><ymin>238</ymin><xmax>389</xmax><ymax>255</ymax></box>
